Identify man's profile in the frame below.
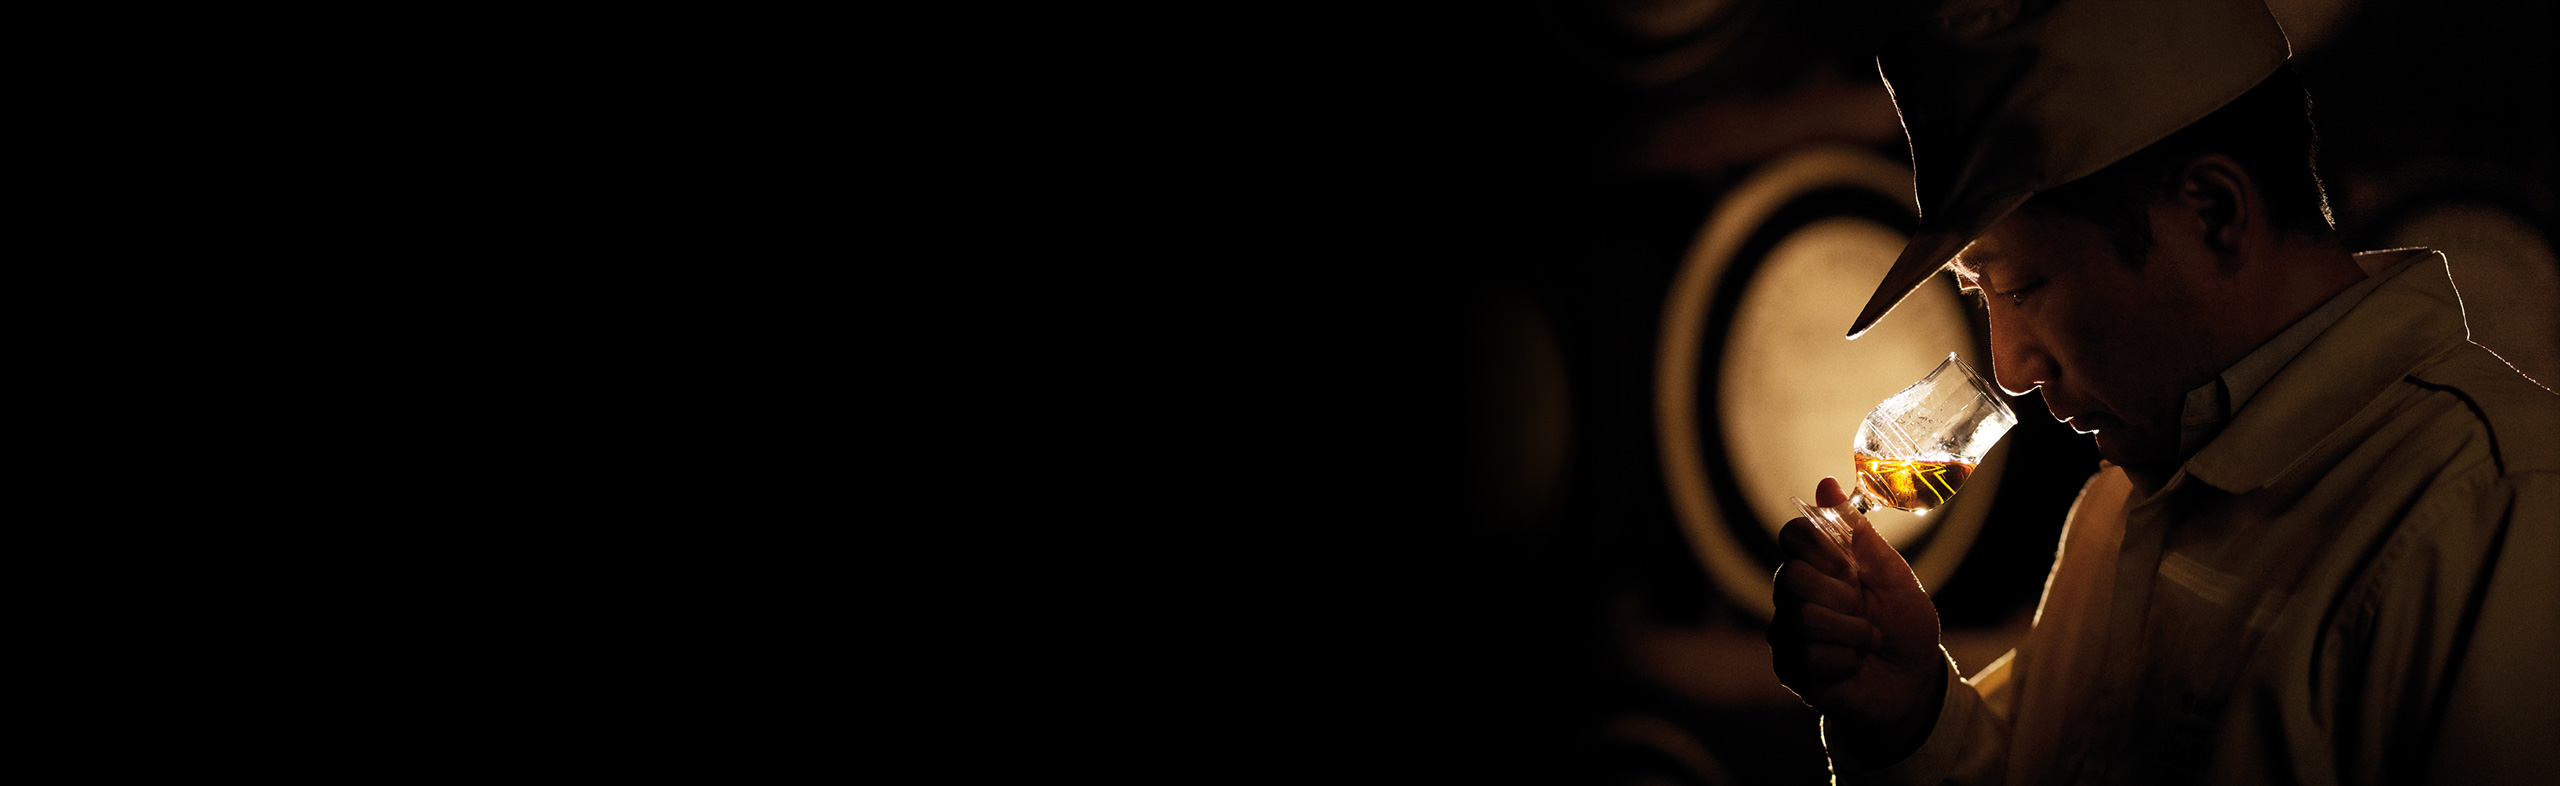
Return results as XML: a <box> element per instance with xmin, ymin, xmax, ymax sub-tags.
<box><xmin>1762</xmin><ymin>1</ymin><xmax>2560</xmax><ymax>783</ymax></box>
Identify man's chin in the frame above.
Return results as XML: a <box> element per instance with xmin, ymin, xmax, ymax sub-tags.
<box><xmin>2087</xmin><ymin>424</ymin><xmax>2175</xmax><ymax>473</ymax></box>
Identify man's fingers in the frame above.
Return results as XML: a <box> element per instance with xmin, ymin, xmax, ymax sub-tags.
<box><xmin>1778</xmin><ymin>560</ymin><xmax>1862</xmax><ymax>614</ymax></box>
<box><xmin>1771</xmin><ymin>634</ymin><xmax>1862</xmax><ymax>692</ymax></box>
<box><xmin>1803</xmin><ymin>643</ymin><xmax>1859</xmax><ymax>680</ymax></box>
<box><xmin>1791</xmin><ymin>601</ymin><xmax>1878</xmax><ymax>649</ymax></box>
<box><xmin>1771</xmin><ymin>604</ymin><xmax>1868</xmax><ymax>700</ymax></box>
<box><xmin>1779</xmin><ymin>517</ymin><xmax>1852</xmax><ymax>577</ymax></box>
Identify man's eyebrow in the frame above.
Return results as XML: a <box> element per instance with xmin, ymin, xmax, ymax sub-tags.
<box><xmin>1948</xmin><ymin>250</ymin><xmax>1995</xmax><ymax>281</ymax></box>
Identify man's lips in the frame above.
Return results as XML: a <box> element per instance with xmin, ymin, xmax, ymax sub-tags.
<box><xmin>2057</xmin><ymin>412</ymin><xmax>2120</xmax><ymax>434</ymax></box>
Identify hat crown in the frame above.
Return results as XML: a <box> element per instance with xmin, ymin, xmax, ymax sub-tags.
<box><xmin>1920</xmin><ymin>0</ymin><xmax>2053</xmax><ymax>40</ymax></box>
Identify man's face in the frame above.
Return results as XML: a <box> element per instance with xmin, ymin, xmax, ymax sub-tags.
<box><xmin>1950</xmin><ymin>209</ymin><xmax>2226</xmax><ymax>472</ymax></box>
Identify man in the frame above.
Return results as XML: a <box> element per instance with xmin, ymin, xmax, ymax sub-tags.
<box><xmin>1763</xmin><ymin>1</ymin><xmax>2560</xmax><ymax>784</ymax></box>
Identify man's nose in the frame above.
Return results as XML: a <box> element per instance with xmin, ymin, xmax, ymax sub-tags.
<box><xmin>1989</xmin><ymin>320</ymin><xmax>2054</xmax><ymax>398</ymax></box>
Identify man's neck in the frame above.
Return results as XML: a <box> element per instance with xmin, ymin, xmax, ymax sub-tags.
<box><xmin>2125</xmin><ymin>464</ymin><xmax>2174</xmax><ymax>498</ymax></box>
<box><xmin>2216</xmin><ymin>235</ymin><xmax>2364</xmax><ymax>360</ymax></box>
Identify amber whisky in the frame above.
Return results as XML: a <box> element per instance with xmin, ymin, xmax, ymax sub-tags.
<box><xmin>1852</xmin><ymin>452</ymin><xmax>1976</xmax><ymax>512</ymax></box>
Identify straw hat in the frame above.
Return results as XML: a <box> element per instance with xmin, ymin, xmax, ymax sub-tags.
<box><xmin>1848</xmin><ymin>0</ymin><xmax>2292</xmax><ymax>339</ymax></box>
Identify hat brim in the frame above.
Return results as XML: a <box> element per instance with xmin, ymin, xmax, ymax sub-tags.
<box><xmin>1846</xmin><ymin>191</ymin><xmax>2032</xmax><ymax>339</ymax></box>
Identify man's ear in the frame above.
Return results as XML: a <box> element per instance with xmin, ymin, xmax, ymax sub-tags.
<box><xmin>2170</xmin><ymin>153</ymin><xmax>2257</xmax><ymax>261</ymax></box>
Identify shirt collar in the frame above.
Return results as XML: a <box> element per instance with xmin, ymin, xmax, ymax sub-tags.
<box><xmin>2174</xmin><ymin>254</ymin><xmax>2414</xmax><ymax>458</ymax></box>
<box><xmin>2180</xmin><ymin>248</ymin><xmax>2468</xmax><ymax>492</ymax></box>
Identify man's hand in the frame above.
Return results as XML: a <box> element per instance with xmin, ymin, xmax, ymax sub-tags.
<box><xmin>1767</xmin><ymin>477</ymin><xmax>1947</xmax><ymax>765</ymax></box>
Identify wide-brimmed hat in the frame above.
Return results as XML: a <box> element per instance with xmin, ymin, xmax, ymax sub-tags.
<box><xmin>1847</xmin><ymin>0</ymin><xmax>2291</xmax><ymax>339</ymax></box>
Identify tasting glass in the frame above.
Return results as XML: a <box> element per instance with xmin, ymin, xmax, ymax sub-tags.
<box><xmin>1793</xmin><ymin>352</ymin><xmax>2017</xmax><ymax>572</ymax></box>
